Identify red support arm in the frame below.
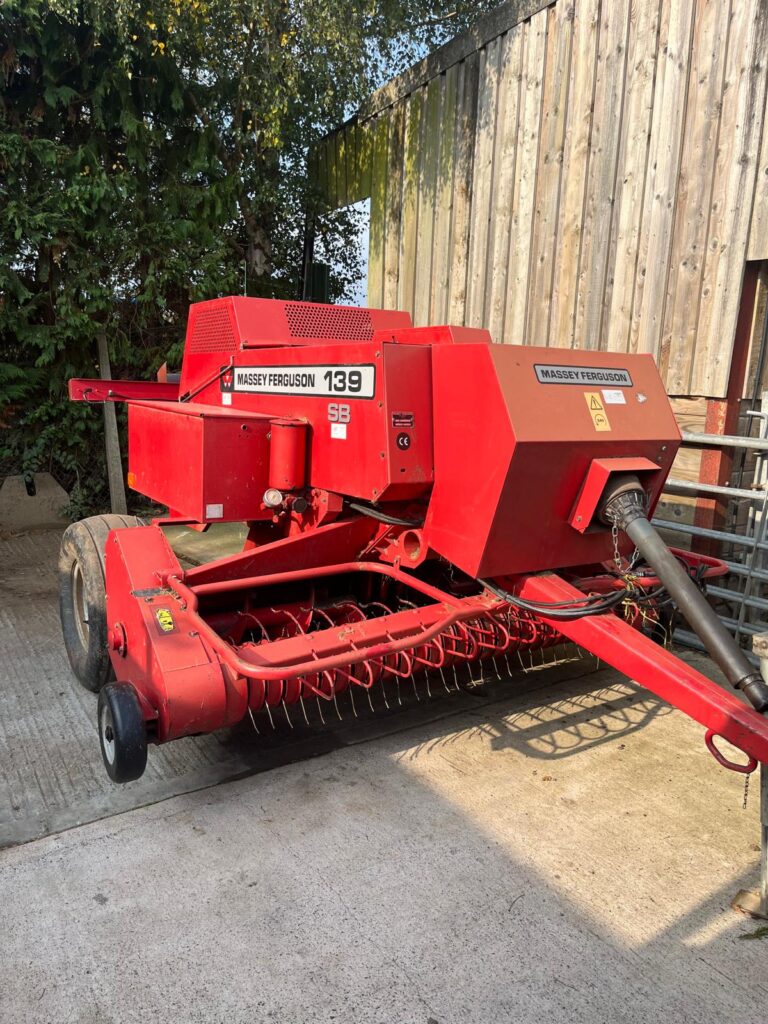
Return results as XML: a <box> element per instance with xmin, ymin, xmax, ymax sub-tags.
<box><xmin>518</xmin><ymin>572</ymin><xmax>768</xmax><ymax>766</ymax></box>
<box><xmin>69</xmin><ymin>378</ymin><xmax>180</xmax><ymax>402</ymax></box>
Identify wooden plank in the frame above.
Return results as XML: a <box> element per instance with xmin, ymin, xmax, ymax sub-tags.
<box><xmin>367</xmin><ymin>114</ymin><xmax>389</xmax><ymax>307</ymax></box>
<box><xmin>504</xmin><ymin>9</ymin><xmax>547</xmax><ymax>343</ymax></box>
<box><xmin>413</xmin><ymin>76</ymin><xmax>442</xmax><ymax>324</ymax></box>
<box><xmin>383</xmin><ymin>105</ymin><xmax>406</xmax><ymax>309</ymax></box>
<box><xmin>742</xmin><ymin>265</ymin><xmax>768</xmax><ymax>398</ymax></box>
<box><xmin>660</xmin><ymin>0</ymin><xmax>731</xmax><ymax>391</ymax></box>
<box><xmin>358</xmin><ymin>120</ymin><xmax>373</xmax><ymax>199</ymax></box>
<box><xmin>630</xmin><ymin>0</ymin><xmax>695</xmax><ymax>359</ymax></box>
<box><xmin>430</xmin><ymin>63</ymin><xmax>459</xmax><ymax>324</ymax></box>
<box><xmin>361</xmin><ymin>0</ymin><xmax>556</xmax><ymax>119</ymax></box>
<box><xmin>486</xmin><ymin>26</ymin><xmax>525</xmax><ymax>342</ymax></box>
<box><xmin>603</xmin><ymin>0</ymin><xmax>663</xmax><ymax>353</ymax></box>
<box><xmin>656</xmin><ymin>495</ymin><xmax>698</xmax><ymax>525</ymax></box>
<box><xmin>548</xmin><ymin>0</ymin><xmax>600</xmax><ymax>350</ymax></box>
<box><xmin>327</xmin><ymin>134</ymin><xmax>339</xmax><ymax>210</ymax></box>
<box><xmin>448</xmin><ymin>52</ymin><xmax>480</xmax><ymax>323</ymax></box>
<box><xmin>397</xmin><ymin>90</ymin><xmax>425</xmax><ymax>316</ymax></box>
<box><xmin>467</xmin><ymin>38</ymin><xmax>502</xmax><ymax>327</ymax></box>
<box><xmin>691</xmin><ymin>0</ymin><xmax>768</xmax><ymax>396</ymax></box>
<box><xmin>573</xmin><ymin>0</ymin><xmax>631</xmax><ymax>351</ymax></box>
<box><xmin>526</xmin><ymin>1</ymin><xmax>574</xmax><ymax>346</ymax></box>
<box><xmin>670</xmin><ymin>394</ymin><xmax>708</xmax><ymax>426</ymax></box>
<box><xmin>313</xmin><ymin>139</ymin><xmax>328</xmax><ymax>208</ymax></box>
<box><xmin>669</xmin><ymin>446</ymin><xmax>704</xmax><ymax>483</ymax></box>
<box><xmin>747</xmin><ymin>107</ymin><xmax>768</xmax><ymax>260</ymax></box>
<box><xmin>335</xmin><ymin>130</ymin><xmax>348</xmax><ymax>207</ymax></box>
<box><xmin>344</xmin><ymin>124</ymin><xmax>360</xmax><ymax>203</ymax></box>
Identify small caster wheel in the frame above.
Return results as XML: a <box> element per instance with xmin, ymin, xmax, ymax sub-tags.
<box><xmin>98</xmin><ymin>683</ymin><xmax>147</xmax><ymax>783</ymax></box>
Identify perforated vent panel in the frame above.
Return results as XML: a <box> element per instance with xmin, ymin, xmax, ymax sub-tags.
<box><xmin>285</xmin><ymin>302</ymin><xmax>374</xmax><ymax>340</ymax></box>
<box><xmin>188</xmin><ymin>305</ymin><xmax>237</xmax><ymax>354</ymax></box>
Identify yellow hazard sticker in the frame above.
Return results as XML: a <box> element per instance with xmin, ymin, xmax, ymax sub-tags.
<box><xmin>584</xmin><ymin>392</ymin><xmax>611</xmax><ymax>431</ymax></box>
<box><xmin>155</xmin><ymin>608</ymin><xmax>175</xmax><ymax>633</ymax></box>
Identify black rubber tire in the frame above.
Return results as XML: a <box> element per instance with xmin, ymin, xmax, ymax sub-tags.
<box><xmin>58</xmin><ymin>514</ymin><xmax>145</xmax><ymax>692</ymax></box>
<box><xmin>98</xmin><ymin>683</ymin><xmax>148</xmax><ymax>783</ymax></box>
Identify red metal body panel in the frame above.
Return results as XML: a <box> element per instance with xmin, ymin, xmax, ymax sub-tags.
<box><xmin>424</xmin><ymin>345</ymin><xmax>680</xmax><ymax>577</ymax></box>
<box><xmin>105</xmin><ymin>525</ymin><xmax>239</xmax><ymax>741</ymax></box>
<box><xmin>128</xmin><ymin>402</ymin><xmax>272</xmax><ymax>523</ymax></box>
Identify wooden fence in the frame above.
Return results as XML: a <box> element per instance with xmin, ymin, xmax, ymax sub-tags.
<box><xmin>312</xmin><ymin>0</ymin><xmax>768</xmax><ymax>398</ymax></box>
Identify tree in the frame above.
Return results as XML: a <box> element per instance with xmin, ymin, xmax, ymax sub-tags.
<box><xmin>0</xmin><ymin>0</ymin><xmax>497</xmax><ymax>513</ymax></box>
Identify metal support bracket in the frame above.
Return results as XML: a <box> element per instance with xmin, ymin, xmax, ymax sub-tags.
<box><xmin>731</xmin><ymin>632</ymin><xmax>768</xmax><ymax>920</ymax></box>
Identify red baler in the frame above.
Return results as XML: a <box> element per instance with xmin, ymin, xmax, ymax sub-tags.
<box><xmin>60</xmin><ymin>298</ymin><xmax>768</xmax><ymax>783</ymax></box>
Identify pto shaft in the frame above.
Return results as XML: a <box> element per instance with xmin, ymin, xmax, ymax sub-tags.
<box><xmin>601</xmin><ymin>476</ymin><xmax>768</xmax><ymax>713</ymax></box>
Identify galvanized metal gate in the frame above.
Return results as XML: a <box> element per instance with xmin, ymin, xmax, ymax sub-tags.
<box><xmin>654</xmin><ymin>407</ymin><xmax>768</xmax><ymax>662</ymax></box>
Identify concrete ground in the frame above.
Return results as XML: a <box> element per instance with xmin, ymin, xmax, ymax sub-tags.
<box><xmin>2</xmin><ymin>527</ymin><xmax>768</xmax><ymax>1022</ymax></box>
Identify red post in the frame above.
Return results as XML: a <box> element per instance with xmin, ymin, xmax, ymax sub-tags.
<box><xmin>693</xmin><ymin>264</ymin><xmax>759</xmax><ymax>553</ymax></box>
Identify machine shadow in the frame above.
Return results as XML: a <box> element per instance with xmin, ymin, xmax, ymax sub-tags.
<box><xmin>216</xmin><ymin>647</ymin><xmax>671</xmax><ymax>771</ymax></box>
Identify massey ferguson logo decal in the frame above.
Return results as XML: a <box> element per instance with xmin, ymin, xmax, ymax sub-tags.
<box><xmin>534</xmin><ymin>364</ymin><xmax>633</xmax><ymax>387</ymax></box>
<box><xmin>220</xmin><ymin>364</ymin><xmax>376</xmax><ymax>399</ymax></box>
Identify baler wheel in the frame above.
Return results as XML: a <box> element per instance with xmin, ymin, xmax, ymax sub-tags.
<box><xmin>58</xmin><ymin>515</ymin><xmax>145</xmax><ymax>692</ymax></box>
<box><xmin>98</xmin><ymin>683</ymin><xmax>147</xmax><ymax>783</ymax></box>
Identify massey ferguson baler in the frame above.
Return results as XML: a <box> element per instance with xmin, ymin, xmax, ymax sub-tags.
<box><xmin>60</xmin><ymin>297</ymin><xmax>768</xmax><ymax>785</ymax></box>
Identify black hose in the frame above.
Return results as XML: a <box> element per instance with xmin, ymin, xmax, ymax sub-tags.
<box><xmin>602</xmin><ymin>481</ymin><xmax>768</xmax><ymax>713</ymax></box>
<box><xmin>347</xmin><ymin>501</ymin><xmax>424</xmax><ymax>527</ymax></box>
<box><xmin>481</xmin><ymin>578</ymin><xmax>628</xmax><ymax>619</ymax></box>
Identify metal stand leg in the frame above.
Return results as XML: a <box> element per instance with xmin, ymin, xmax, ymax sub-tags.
<box><xmin>731</xmin><ymin>629</ymin><xmax>768</xmax><ymax>919</ymax></box>
<box><xmin>731</xmin><ymin>762</ymin><xmax>768</xmax><ymax>919</ymax></box>
<box><xmin>761</xmin><ymin>763</ymin><xmax>768</xmax><ymax>916</ymax></box>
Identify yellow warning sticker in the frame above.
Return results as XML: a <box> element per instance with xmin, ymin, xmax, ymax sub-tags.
<box><xmin>155</xmin><ymin>608</ymin><xmax>175</xmax><ymax>634</ymax></box>
<box><xmin>584</xmin><ymin>392</ymin><xmax>611</xmax><ymax>432</ymax></box>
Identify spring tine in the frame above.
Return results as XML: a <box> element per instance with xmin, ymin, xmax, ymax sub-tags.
<box><xmin>453</xmin><ymin>662</ymin><xmax>460</xmax><ymax>690</ymax></box>
<box><xmin>265</xmin><ymin>701</ymin><xmax>276</xmax><ymax>730</ymax></box>
<box><xmin>394</xmin><ymin>657</ymin><xmax>403</xmax><ymax>705</ymax></box>
<box><xmin>299</xmin><ymin>695</ymin><xmax>309</xmax><ymax>726</ymax></box>
<box><xmin>439</xmin><ymin>664</ymin><xmax>450</xmax><ymax>693</ymax></box>
<box><xmin>366</xmin><ymin>686</ymin><xmax>375</xmax><ymax>713</ymax></box>
<box><xmin>247</xmin><ymin>706</ymin><xmax>260</xmax><ymax>736</ymax></box>
<box><xmin>282</xmin><ymin>700</ymin><xmax>294</xmax><ymax>729</ymax></box>
<box><xmin>411</xmin><ymin>673</ymin><xmax>420</xmax><ymax>702</ymax></box>
<box><xmin>317</xmin><ymin>696</ymin><xmax>326</xmax><ymax>725</ymax></box>
<box><xmin>517</xmin><ymin>650</ymin><xmax>528</xmax><ymax>673</ymax></box>
<box><xmin>381</xmin><ymin>674</ymin><xmax>390</xmax><ymax>710</ymax></box>
<box><xmin>350</xmin><ymin>685</ymin><xmax>358</xmax><ymax>717</ymax></box>
<box><xmin>333</xmin><ymin>692</ymin><xmax>343</xmax><ymax>721</ymax></box>
<box><xmin>426</xmin><ymin>669</ymin><xmax>433</xmax><ymax>698</ymax></box>
<box><xmin>504</xmin><ymin>651</ymin><xmax>513</xmax><ymax>677</ymax></box>
<box><xmin>492</xmin><ymin>655</ymin><xmax>501</xmax><ymax>681</ymax></box>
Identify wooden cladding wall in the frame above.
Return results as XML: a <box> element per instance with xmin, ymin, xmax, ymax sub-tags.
<box><xmin>313</xmin><ymin>0</ymin><xmax>768</xmax><ymax>398</ymax></box>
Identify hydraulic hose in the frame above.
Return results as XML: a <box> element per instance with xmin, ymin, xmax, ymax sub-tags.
<box><xmin>600</xmin><ymin>475</ymin><xmax>768</xmax><ymax>713</ymax></box>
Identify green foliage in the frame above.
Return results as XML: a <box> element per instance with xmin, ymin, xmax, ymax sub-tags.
<box><xmin>0</xmin><ymin>0</ymin><xmax>495</xmax><ymax>514</ymax></box>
